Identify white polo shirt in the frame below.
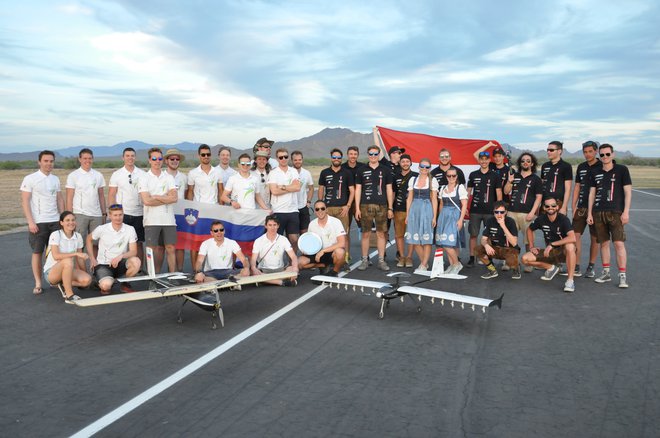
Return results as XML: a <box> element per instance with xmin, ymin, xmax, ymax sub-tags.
<box><xmin>267</xmin><ymin>166</ymin><xmax>299</xmax><ymax>213</ymax></box>
<box><xmin>20</xmin><ymin>170</ymin><xmax>61</xmax><ymax>223</ymax></box>
<box><xmin>294</xmin><ymin>167</ymin><xmax>314</xmax><ymax>209</ymax></box>
<box><xmin>198</xmin><ymin>237</ymin><xmax>241</xmax><ymax>270</ymax></box>
<box><xmin>216</xmin><ymin>165</ymin><xmax>237</xmax><ymax>186</ymax></box>
<box><xmin>225</xmin><ymin>173</ymin><xmax>259</xmax><ymax>209</ymax></box>
<box><xmin>167</xmin><ymin>170</ymin><xmax>187</xmax><ymax>199</ymax></box>
<box><xmin>188</xmin><ymin>165</ymin><xmax>221</xmax><ymax>203</ymax></box>
<box><xmin>91</xmin><ymin>222</ymin><xmax>138</xmax><ymax>265</ymax></box>
<box><xmin>252</xmin><ymin>233</ymin><xmax>292</xmax><ymax>270</ymax></box>
<box><xmin>138</xmin><ymin>170</ymin><xmax>177</xmax><ymax>226</ymax></box>
<box><xmin>43</xmin><ymin>230</ymin><xmax>83</xmax><ymax>272</ymax></box>
<box><xmin>109</xmin><ymin>166</ymin><xmax>146</xmax><ymax>216</ymax></box>
<box><xmin>66</xmin><ymin>167</ymin><xmax>106</xmax><ymax>216</ymax></box>
<box><xmin>308</xmin><ymin>216</ymin><xmax>346</xmax><ymax>249</ymax></box>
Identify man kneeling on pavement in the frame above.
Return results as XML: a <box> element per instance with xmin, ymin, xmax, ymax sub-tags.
<box><xmin>298</xmin><ymin>200</ymin><xmax>346</xmax><ymax>277</ymax></box>
<box><xmin>87</xmin><ymin>204</ymin><xmax>141</xmax><ymax>294</ymax></box>
<box><xmin>194</xmin><ymin>220</ymin><xmax>250</xmax><ymax>283</ymax></box>
<box><xmin>250</xmin><ymin>215</ymin><xmax>299</xmax><ymax>286</ymax></box>
<box><xmin>475</xmin><ymin>201</ymin><xmax>521</xmax><ymax>280</ymax></box>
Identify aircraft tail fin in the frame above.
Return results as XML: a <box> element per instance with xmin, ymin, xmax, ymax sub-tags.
<box><xmin>489</xmin><ymin>293</ymin><xmax>504</xmax><ymax>309</ymax></box>
<box><xmin>430</xmin><ymin>248</ymin><xmax>444</xmax><ymax>278</ymax></box>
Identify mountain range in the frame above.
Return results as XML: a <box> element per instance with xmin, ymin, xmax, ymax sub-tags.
<box><xmin>0</xmin><ymin>127</ymin><xmax>634</xmax><ymax>161</ymax></box>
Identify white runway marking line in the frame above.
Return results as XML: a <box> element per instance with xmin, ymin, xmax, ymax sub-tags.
<box><xmin>71</xmin><ymin>243</ymin><xmax>392</xmax><ymax>438</ymax></box>
<box><xmin>633</xmin><ymin>189</ymin><xmax>660</xmax><ymax>198</ymax></box>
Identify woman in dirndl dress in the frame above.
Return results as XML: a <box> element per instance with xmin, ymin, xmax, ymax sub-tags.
<box><xmin>436</xmin><ymin>168</ymin><xmax>468</xmax><ymax>274</ymax></box>
<box><xmin>405</xmin><ymin>158</ymin><xmax>438</xmax><ymax>270</ymax></box>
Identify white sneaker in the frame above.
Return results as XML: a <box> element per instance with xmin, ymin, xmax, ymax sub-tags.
<box><xmin>618</xmin><ymin>273</ymin><xmax>629</xmax><ymax>289</ymax></box>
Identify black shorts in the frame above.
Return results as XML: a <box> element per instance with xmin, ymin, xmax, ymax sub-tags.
<box><xmin>28</xmin><ymin>221</ymin><xmax>60</xmax><ymax>253</ymax></box>
<box><xmin>123</xmin><ymin>214</ymin><xmax>145</xmax><ymax>242</ymax></box>
<box><xmin>298</xmin><ymin>207</ymin><xmax>311</xmax><ymax>231</ymax></box>
<box><xmin>319</xmin><ymin>252</ymin><xmax>334</xmax><ymax>265</ymax></box>
<box><xmin>94</xmin><ymin>261</ymin><xmax>129</xmax><ymax>283</ymax></box>
<box><xmin>274</xmin><ymin>212</ymin><xmax>300</xmax><ymax>236</ymax></box>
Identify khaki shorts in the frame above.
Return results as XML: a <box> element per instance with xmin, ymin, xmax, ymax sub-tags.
<box><xmin>475</xmin><ymin>245</ymin><xmax>520</xmax><ymax>267</ymax></box>
<box><xmin>572</xmin><ymin>207</ymin><xmax>595</xmax><ymax>235</ymax></box>
<box><xmin>360</xmin><ymin>204</ymin><xmax>388</xmax><ymax>233</ymax></box>
<box><xmin>326</xmin><ymin>205</ymin><xmax>350</xmax><ymax>233</ymax></box>
<box><xmin>507</xmin><ymin>211</ymin><xmax>534</xmax><ymax>245</ymax></box>
<box><xmin>593</xmin><ymin>211</ymin><xmax>626</xmax><ymax>243</ymax></box>
<box><xmin>393</xmin><ymin>211</ymin><xmax>407</xmax><ymax>239</ymax></box>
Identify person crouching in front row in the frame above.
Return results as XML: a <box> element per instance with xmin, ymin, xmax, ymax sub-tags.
<box><xmin>194</xmin><ymin>221</ymin><xmax>250</xmax><ymax>283</ymax></box>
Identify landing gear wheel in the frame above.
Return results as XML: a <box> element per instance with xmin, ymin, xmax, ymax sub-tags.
<box><xmin>378</xmin><ymin>311</ymin><xmax>384</xmax><ymax>320</ymax></box>
<box><xmin>417</xmin><ymin>306</ymin><xmax>422</xmax><ymax>313</ymax></box>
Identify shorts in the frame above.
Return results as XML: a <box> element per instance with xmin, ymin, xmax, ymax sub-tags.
<box><xmin>326</xmin><ymin>206</ymin><xmax>350</xmax><ymax>233</ymax></box>
<box><xmin>274</xmin><ymin>212</ymin><xmax>300</xmax><ymax>236</ymax></box>
<box><xmin>28</xmin><ymin>221</ymin><xmax>60</xmax><ymax>253</ymax></box>
<box><xmin>475</xmin><ymin>245</ymin><xmax>520</xmax><ymax>267</ymax></box>
<box><xmin>145</xmin><ymin>225</ymin><xmax>178</xmax><ymax>247</ymax></box>
<box><xmin>94</xmin><ymin>261</ymin><xmax>129</xmax><ymax>283</ymax></box>
<box><xmin>43</xmin><ymin>268</ymin><xmax>54</xmax><ymax>286</ymax></box>
<box><xmin>572</xmin><ymin>207</ymin><xmax>595</xmax><ymax>235</ymax></box>
<box><xmin>593</xmin><ymin>211</ymin><xmax>626</xmax><ymax>243</ymax></box>
<box><xmin>348</xmin><ymin>202</ymin><xmax>359</xmax><ymax>231</ymax></box>
<box><xmin>298</xmin><ymin>207</ymin><xmax>311</xmax><ymax>232</ymax></box>
<box><xmin>204</xmin><ymin>268</ymin><xmax>240</xmax><ymax>280</ymax></box>
<box><xmin>393</xmin><ymin>211</ymin><xmax>407</xmax><ymax>239</ymax></box>
<box><xmin>124</xmin><ymin>214</ymin><xmax>145</xmax><ymax>242</ymax></box>
<box><xmin>468</xmin><ymin>213</ymin><xmax>491</xmax><ymax>237</ymax></box>
<box><xmin>76</xmin><ymin>214</ymin><xmax>103</xmax><ymax>244</ymax></box>
<box><xmin>507</xmin><ymin>211</ymin><xmax>534</xmax><ymax>245</ymax></box>
<box><xmin>359</xmin><ymin>204</ymin><xmax>388</xmax><ymax>233</ymax></box>
<box><xmin>534</xmin><ymin>247</ymin><xmax>566</xmax><ymax>265</ymax></box>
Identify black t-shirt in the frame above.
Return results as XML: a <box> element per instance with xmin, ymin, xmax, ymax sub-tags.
<box><xmin>589</xmin><ymin>164</ymin><xmax>632</xmax><ymax>212</ymax></box>
<box><xmin>318</xmin><ymin>167</ymin><xmax>354</xmax><ymax>207</ymax></box>
<box><xmin>379</xmin><ymin>157</ymin><xmax>401</xmax><ymax>175</ymax></box>
<box><xmin>529</xmin><ymin>213</ymin><xmax>573</xmax><ymax>245</ymax></box>
<box><xmin>392</xmin><ymin>170</ymin><xmax>418</xmax><ymax>211</ymax></box>
<box><xmin>341</xmin><ymin>162</ymin><xmax>365</xmax><ymax>186</ymax></box>
<box><xmin>482</xmin><ymin>216</ymin><xmax>519</xmax><ymax>249</ymax></box>
<box><xmin>356</xmin><ymin>164</ymin><xmax>394</xmax><ymax>205</ymax></box>
<box><xmin>574</xmin><ymin>160</ymin><xmax>602</xmax><ymax>209</ymax></box>
<box><xmin>541</xmin><ymin>159</ymin><xmax>573</xmax><ymax>201</ymax></box>
<box><xmin>431</xmin><ymin>165</ymin><xmax>466</xmax><ymax>186</ymax></box>
<box><xmin>508</xmin><ymin>173</ymin><xmax>543</xmax><ymax>213</ymax></box>
<box><xmin>489</xmin><ymin>163</ymin><xmax>510</xmax><ymax>193</ymax></box>
<box><xmin>467</xmin><ymin>169</ymin><xmax>502</xmax><ymax>214</ymax></box>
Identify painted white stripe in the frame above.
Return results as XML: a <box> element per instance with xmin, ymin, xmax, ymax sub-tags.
<box><xmin>71</xmin><ymin>243</ymin><xmax>393</xmax><ymax>438</ymax></box>
<box><xmin>633</xmin><ymin>189</ymin><xmax>660</xmax><ymax>198</ymax></box>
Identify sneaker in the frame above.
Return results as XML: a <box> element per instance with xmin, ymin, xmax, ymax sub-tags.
<box><xmin>501</xmin><ymin>262</ymin><xmax>510</xmax><ymax>271</ymax></box>
<box><xmin>481</xmin><ymin>270</ymin><xmax>499</xmax><ymax>279</ymax></box>
<box><xmin>405</xmin><ymin>257</ymin><xmax>414</xmax><ymax>268</ymax></box>
<box><xmin>524</xmin><ymin>265</ymin><xmax>533</xmax><ymax>273</ymax></box>
<box><xmin>396</xmin><ymin>258</ymin><xmax>405</xmax><ymax>268</ymax></box>
<box><xmin>358</xmin><ymin>258</ymin><xmax>369</xmax><ymax>271</ymax></box>
<box><xmin>573</xmin><ymin>266</ymin><xmax>582</xmax><ymax>277</ymax></box>
<box><xmin>319</xmin><ymin>265</ymin><xmax>332</xmax><ymax>275</ymax></box>
<box><xmin>377</xmin><ymin>259</ymin><xmax>390</xmax><ymax>271</ymax></box>
<box><xmin>282</xmin><ymin>279</ymin><xmax>298</xmax><ymax>287</ymax></box>
<box><xmin>618</xmin><ymin>273</ymin><xmax>629</xmax><ymax>289</ymax></box>
<box><xmin>584</xmin><ymin>265</ymin><xmax>595</xmax><ymax>278</ymax></box>
<box><xmin>449</xmin><ymin>262</ymin><xmax>463</xmax><ymax>275</ymax></box>
<box><xmin>541</xmin><ymin>265</ymin><xmax>559</xmax><ymax>281</ymax></box>
<box><xmin>563</xmin><ymin>280</ymin><xmax>575</xmax><ymax>293</ymax></box>
<box><xmin>594</xmin><ymin>271</ymin><xmax>611</xmax><ymax>283</ymax></box>
<box><xmin>466</xmin><ymin>259</ymin><xmax>475</xmax><ymax>268</ymax></box>
<box><xmin>65</xmin><ymin>294</ymin><xmax>81</xmax><ymax>304</ymax></box>
<box><xmin>511</xmin><ymin>268</ymin><xmax>521</xmax><ymax>280</ymax></box>
<box><xmin>559</xmin><ymin>264</ymin><xmax>568</xmax><ymax>276</ymax></box>
<box><xmin>417</xmin><ymin>264</ymin><xmax>428</xmax><ymax>271</ymax></box>
<box><xmin>325</xmin><ymin>270</ymin><xmax>338</xmax><ymax>278</ymax></box>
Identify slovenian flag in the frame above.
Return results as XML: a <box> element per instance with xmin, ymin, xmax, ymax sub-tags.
<box><xmin>174</xmin><ymin>199</ymin><xmax>267</xmax><ymax>256</ymax></box>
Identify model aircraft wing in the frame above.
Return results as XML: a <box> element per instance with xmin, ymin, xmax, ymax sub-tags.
<box><xmin>311</xmin><ymin>275</ymin><xmax>391</xmax><ymax>293</ymax></box>
<box><xmin>116</xmin><ymin>272</ymin><xmax>187</xmax><ymax>283</ymax></box>
<box><xmin>398</xmin><ymin>286</ymin><xmax>503</xmax><ymax>312</ymax></box>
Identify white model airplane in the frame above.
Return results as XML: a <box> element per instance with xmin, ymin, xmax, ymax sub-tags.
<box><xmin>414</xmin><ymin>248</ymin><xmax>467</xmax><ymax>279</ymax></box>
<box><xmin>311</xmin><ymin>272</ymin><xmax>502</xmax><ymax>319</ymax></box>
<box><xmin>69</xmin><ymin>248</ymin><xmax>297</xmax><ymax>329</ymax></box>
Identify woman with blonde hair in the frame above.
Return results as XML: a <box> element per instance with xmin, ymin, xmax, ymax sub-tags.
<box><xmin>405</xmin><ymin>158</ymin><xmax>438</xmax><ymax>270</ymax></box>
<box><xmin>436</xmin><ymin>168</ymin><xmax>468</xmax><ymax>274</ymax></box>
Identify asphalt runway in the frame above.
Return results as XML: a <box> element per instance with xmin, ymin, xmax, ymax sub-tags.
<box><xmin>1</xmin><ymin>189</ymin><xmax>659</xmax><ymax>437</ymax></box>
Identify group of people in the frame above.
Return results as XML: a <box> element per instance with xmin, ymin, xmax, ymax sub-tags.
<box><xmin>20</xmin><ymin>136</ymin><xmax>632</xmax><ymax>301</ymax></box>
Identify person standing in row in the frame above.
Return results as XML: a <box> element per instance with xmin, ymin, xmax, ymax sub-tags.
<box><xmin>541</xmin><ymin>141</ymin><xmax>573</xmax><ymax>216</ymax></box>
<box><xmin>216</xmin><ymin>146</ymin><xmax>237</xmax><ymax>188</ymax></box>
<box><xmin>267</xmin><ymin>148</ymin><xmax>302</xmax><ymax>248</ymax></box>
<box><xmin>435</xmin><ymin>168</ymin><xmax>468</xmax><ymax>274</ymax></box>
<box><xmin>164</xmin><ymin>148</ymin><xmax>188</xmax><ymax>272</ymax></box>
<box><xmin>251</xmin><ymin>150</ymin><xmax>272</xmax><ymax>209</ymax></box>
<box><xmin>431</xmin><ymin>148</ymin><xmax>466</xmax><ymax>187</ymax></box>
<box><xmin>341</xmin><ymin>146</ymin><xmax>363</xmax><ymax>259</ymax></box>
<box><xmin>405</xmin><ymin>157</ymin><xmax>436</xmax><ymax>270</ymax></box>
<box><xmin>222</xmin><ymin>153</ymin><xmax>270</xmax><ymax>210</ymax></box>
<box><xmin>393</xmin><ymin>154</ymin><xmax>417</xmax><ymax>268</ymax></box>
<box><xmin>291</xmin><ymin>150</ymin><xmax>314</xmax><ymax>235</ymax></box>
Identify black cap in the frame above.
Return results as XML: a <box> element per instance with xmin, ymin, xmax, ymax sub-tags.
<box><xmin>388</xmin><ymin>145</ymin><xmax>405</xmax><ymax>154</ymax></box>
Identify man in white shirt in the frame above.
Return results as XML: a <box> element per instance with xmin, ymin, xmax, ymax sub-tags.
<box><xmin>291</xmin><ymin>150</ymin><xmax>314</xmax><ymax>235</ymax></box>
<box><xmin>20</xmin><ymin>150</ymin><xmax>64</xmax><ymax>294</ymax></box>
<box><xmin>65</xmin><ymin>148</ymin><xmax>106</xmax><ymax>246</ymax></box>
<box><xmin>298</xmin><ymin>200</ymin><xmax>347</xmax><ymax>276</ymax></box>
<box><xmin>186</xmin><ymin>144</ymin><xmax>223</xmax><ymax>204</ymax></box>
<box><xmin>87</xmin><ymin>204</ymin><xmax>141</xmax><ymax>294</ymax></box>
<box><xmin>268</xmin><ymin>148</ymin><xmax>302</xmax><ymax>249</ymax></box>
<box><xmin>194</xmin><ymin>220</ymin><xmax>250</xmax><ymax>282</ymax></box>
<box><xmin>108</xmin><ymin>147</ymin><xmax>146</xmax><ymax>266</ymax></box>
<box><xmin>216</xmin><ymin>146</ymin><xmax>237</xmax><ymax>188</ymax></box>
<box><xmin>164</xmin><ymin>148</ymin><xmax>188</xmax><ymax>271</ymax></box>
<box><xmin>221</xmin><ymin>153</ymin><xmax>270</xmax><ymax>210</ymax></box>
<box><xmin>250</xmin><ymin>215</ymin><xmax>298</xmax><ymax>286</ymax></box>
<box><xmin>139</xmin><ymin>147</ymin><xmax>178</xmax><ymax>273</ymax></box>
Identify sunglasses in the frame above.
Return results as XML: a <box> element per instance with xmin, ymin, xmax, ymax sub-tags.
<box><xmin>479</xmin><ymin>152</ymin><xmax>490</xmax><ymax>158</ymax></box>
<box><xmin>239</xmin><ymin>161</ymin><xmax>251</xmax><ymax>166</ymax></box>
<box><xmin>200</xmin><ymin>153</ymin><xmax>211</xmax><ymax>157</ymax></box>
<box><xmin>151</xmin><ymin>156</ymin><xmax>163</xmax><ymax>161</ymax></box>
<box><xmin>211</xmin><ymin>228</ymin><xmax>225</xmax><ymax>233</ymax></box>
<box><xmin>544</xmin><ymin>204</ymin><xmax>558</xmax><ymax>208</ymax></box>
<box><xmin>446</xmin><ymin>174</ymin><xmax>457</xmax><ymax>178</ymax></box>
<box><xmin>168</xmin><ymin>157</ymin><xmax>180</xmax><ymax>161</ymax></box>
<box><xmin>331</xmin><ymin>155</ymin><xmax>342</xmax><ymax>159</ymax></box>
<box><xmin>494</xmin><ymin>210</ymin><xmax>506</xmax><ymax>214</ymax></box>
<box><xmin>600</xmin><ymin>152</ymin><xmax>612</xmax><ymax>157</ymax></box>
<box><xmin>315</xmin><ymin>207</ymin><xmax>326</xmax><ymax>211</ymax></box>
<box><xmin>419</xmin><ymin>164</ymin><xmax>431</xmax><ymax>169</ymax></box>
<box><xmin>547</xmin><ymin>148</ymin><xmax>557</xmax><ymax>152</ymax></box>
<box><xmin>368</xmin><ymin>152</ymin><xmax>379</xmax><ymax>156</ymax></box>
<box><xmin>439</xmin><ymin>154</ymin><xmax>450</xmax><ymax>159</ymax></box>
<box><xmin>128</xmin><ymin>174</ymin><xmax>132</xmax><ymax>184</ymax></box>
<box><xmin>260</xmin><ymin>172</ymin><xmax>265</xmax><ymax>183</ymax></box>
<box><xmin>278</xmin><ymin>155</ymin><xmax>289</xmax><ymax>160</ymax></box>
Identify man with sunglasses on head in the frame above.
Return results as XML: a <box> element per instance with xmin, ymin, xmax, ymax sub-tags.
<box><xmin>571</xmin><ymin>140</ymin><xmax>602</xmax><ymax>278</ymax></box>
<box><xmin>476</xmin><ymin>201</ymin><xmax>521</xmax><ymax>280</ymax></box>
<box><xmin>298</xmin><ymin>200</ymin><xmax>346</xmax><ymax>276</ymax></box>
<box><xmin>318</xmin><ymin>148</ymin><xmax>354</xmax><ymax>259</ymax></box>
<box><xmin>431</xmin><ymin>148</ymin><xmax>466</xmax><ymax>186</ymax></box>
<box><xmin>108</xmin><ymin>147</ymin><xmax>146</xmax><ymax>267</ymax></box>
<box><xmin>355</xmin><ymin>145</ymin><xmax>394</xmax><ymax>271</ymax></box>
<box><xmin>503</xmin><ymin>152</ymin><xmax>543</xmax><ymax>273</ymax></box>
<box><xmin>541</xmin><ymin>141</ymin><xmax>573</xmax><ymax>216</ymax></box>
<box><xmin>194</xmin><ymin>220</ymin><xmax>250</xmax><ymax>283</ymax></box>
<box><xmin>138</xmin><ymin>147</ymin><xmax>178</xmax><ymax>273</ymax></box>
<box><xmin>587</xmin><ymin>144</ymin><xmax>632</xmax><ymax>288</ymax></box>
<box><xmin>267</xmin><ymin>148</ymin><xmax>302</xmax><ymax>249</ymax></box>
<box><xmin>164</xmin><ymin>148</ymin><xmax>188</xmax><ymax>271</ymax></box>
<box><xmin>221</xmin><ymin>153</ymin><xmax>270</xmax><ymax>210</ymax></box>
<box><xmin>522</xmin><ymin>196</ymin><xmax>577</xmax><ymax>292</ymax></box>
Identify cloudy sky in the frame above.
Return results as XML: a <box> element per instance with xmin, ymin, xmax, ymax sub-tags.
<box><xmin>2</xmin><ymin>0</ymin><xmax>659</xmax><ymax>155</ymax></box>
